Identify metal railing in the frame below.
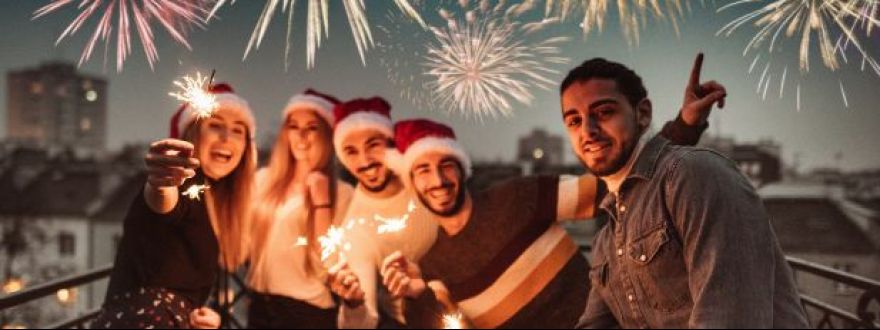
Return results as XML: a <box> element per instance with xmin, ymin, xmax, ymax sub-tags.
<box><xmin>1</xmin><ymin>257</ymin><xmax>879</xmax><ymax>329</ymax></box>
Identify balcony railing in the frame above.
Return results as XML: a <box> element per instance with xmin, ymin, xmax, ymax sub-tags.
<box><xmin>1</xmin><ymin>256</ymin><xmax>878</xmax><ymax>328</ymax></box>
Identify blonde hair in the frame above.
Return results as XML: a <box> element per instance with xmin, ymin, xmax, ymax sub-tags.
<box><xmin>184</xmin><ymin>123</ymin><xmax>256</xmax><ymax>272</ymax></box>
<box><xmin>252</xmin><ymin>111</ymin><xmax>338</xmax><ymax>275</ymax></box>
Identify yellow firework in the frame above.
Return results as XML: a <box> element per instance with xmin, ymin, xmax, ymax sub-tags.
<box><xmin>545</xmin><ymin>0</ymin><xmax>690</xmax><ymax>46</ymax></box>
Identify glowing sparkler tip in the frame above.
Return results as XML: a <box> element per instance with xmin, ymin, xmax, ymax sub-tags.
<box><xmin>182</xmin><ymin>184</ymin><xmax>210</xmax><ymax>201</ymax></box>
<box><xmin>169</xmin><ymin>72</ymin><xmax>218</xmax><ymax>119</ymax></box>
<box><xmin>442</xmin><ymin>312</ymin><xmax>465</xmax><ymax>329</ymax></box>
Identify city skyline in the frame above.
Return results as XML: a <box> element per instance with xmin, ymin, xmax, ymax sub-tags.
<box><xmin>1</xmin><ymin>1</ymin><xmax>879</xmax><ymax>171</ymax></box>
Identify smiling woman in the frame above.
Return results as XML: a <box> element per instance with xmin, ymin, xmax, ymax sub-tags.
<box><xmin>92</xmin><ymin>83</ymin><xmax>257</xmax><ymax>329</ymax></box>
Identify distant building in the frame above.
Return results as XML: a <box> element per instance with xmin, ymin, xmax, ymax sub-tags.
<box><xmin>700</xmin><ymin>136</ymin><xmax>782</xmax><ymax>187</ymax></box>
<box><xmin>0</xmin><ymin>144</ymin><xmax>142</xmax><ymax>327</ymax></box>
<box><xmin>6</xmin><ymin>62</ymin><xmax>107</xmax><ymax>152</ymax></box>
<box><xmin>517</xmin><ymin>129</ymin><xmax>564</xmax><ymax>168</ymax></box>
<box><xmin>760</xmin><ymin>182</ymin><xmax>880</xmax><ymax>326</ymax></box>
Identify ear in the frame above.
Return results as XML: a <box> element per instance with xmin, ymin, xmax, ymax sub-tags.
<box><xmin>636</xmin><ymin>98</ymin><xmax>653</xmax><ymax>133</ymax></box>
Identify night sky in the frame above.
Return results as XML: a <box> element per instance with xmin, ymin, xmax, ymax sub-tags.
<box><xmin>1</xmin><ymin>1</ymin><xmax>878</xmax><ymax>171</ymax></box>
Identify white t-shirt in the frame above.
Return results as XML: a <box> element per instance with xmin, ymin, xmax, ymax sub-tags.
<box><xmin>336</xmin><ymin>184</ymin><xmax>439</xmax><ymax>328</ymax></box>
<box><xmin>247</xmin><ymin>172</ymin><xmax>354</xmax><ymax>309</ymax></box>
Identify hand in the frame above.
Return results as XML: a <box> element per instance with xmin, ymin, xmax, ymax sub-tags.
<box><xmin>328</xmin><ymin>261</ymin><xmax>365</xmax><ymax>307</ymax></box>
<box><xmin>189</xmin><ymin>307</ymin><xmax>221</xmax><ymax>329</ymax></box>
<box><xmin>681</xmin><ymin>53</ymin><xmax>728</xmax><ymax>126</ymax></box>
<box><xmin>145</xmin><ymin>139</ymin><xmax>200</xmax><ymax>188</ymax></box>
<box><xmin>307</xmin><ymin>171</ymin><xmax>331</xmax><ymax>206</ymax></box>
<box><xmin>381</xmin><ymin>251</ymin><xmax>426</xmax><ymax>299</ymax></box>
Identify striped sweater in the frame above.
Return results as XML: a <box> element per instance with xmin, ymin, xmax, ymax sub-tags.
<box><xmin>409</xmin><ymin>176</ymin><xmax>591</xmax><ymax>329</ymax></box>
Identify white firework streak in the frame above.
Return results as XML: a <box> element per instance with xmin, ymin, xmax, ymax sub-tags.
<box><xmin>33</xmin><ymin>0</ymin><xmax>209</xmax><ymax>72</ymax></box>
<box><xmin>295</xmin><ymin>236</ymin><xmax>309</xmax><ymax>247</ymax></box>
<box><xmin>182</xmin><ymin>184</ymin><xmax>210</xmax><ymax>201</ymax></box>
<box><xmin>717</xmin><ymin>0</ymin><xmax>880</xmax><ymax>110</ymax></box>
<box><xmin>168</xmin><ymin>71</ymin><xmax>217</xmax><ymax>120</ymax></box>
<box><xmin>208</xmin><ymin>0</ymin><xmax>425</xmax><ymax>69</ymax></box>
<box><xmin>544</xmin><ymin>0</ymin><xmax>690</xmax><ymax>47</ymax></box>
<box><xmin>423</xmin><ymin>1</ymin><xmax>570</xmax><ymax>119</ymax></box>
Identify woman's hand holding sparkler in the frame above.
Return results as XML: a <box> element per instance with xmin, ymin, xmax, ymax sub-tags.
<box><xmin>381</xmin><ymin>251</ymin><xmax>426</xmax><ymax>299</ymax></box>
<box><xmin>143</xmin><ymin>139</ymin><xmax>201</xmax><ymax>214</ymax></box>
<box><xmin>189</xmin><ymin>307</ymin><xmax>221</xmax><ymax>329</ymax></box>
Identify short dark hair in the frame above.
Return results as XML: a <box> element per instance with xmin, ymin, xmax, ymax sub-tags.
<box><xmin>559</xmin><ymin>58</ymin><xmax>648</xmax><ymax>107</ymax></box>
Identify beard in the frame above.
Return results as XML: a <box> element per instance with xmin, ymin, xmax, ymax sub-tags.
<box><xmin>418</xmin><ymin>186</ymin><xmax>467</xmax><ymax>217</ymax></box>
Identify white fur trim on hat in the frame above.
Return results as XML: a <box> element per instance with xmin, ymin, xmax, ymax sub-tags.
<box><xmin>402</xmin><ymin>137</ymin><xmax>473</xmax><ymax>178</ymax></box>
<box><xmin>333</xmin><ymin>112</ymin><xmax>394</xmax><ymax>155</ymax></box>
<box><xmin>178</xmin><ymin>93</ymin><xmax>256</xmax><ymax>137</ymax></box>
<box><xmin>284</xmin><ymin>94</ymin><xmax>335</xmax><ymax>127</ymax></box>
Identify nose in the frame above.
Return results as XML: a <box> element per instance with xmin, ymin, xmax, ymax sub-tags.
<box><xmin>581</xmin><ymin>116</ymin><xmax>601</xmax><ymax>141</ymax></box>
<box><xmin>428</xmin><ymin>169</ymin><xmax>445</xmax><ymax>189</ymax></box>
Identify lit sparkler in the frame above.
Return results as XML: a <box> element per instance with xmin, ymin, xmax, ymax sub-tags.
<box><xmin>168</xmin><ymin>71</ymin><xmax>217</xmax><ymax>119</ymax></box>
<box><xmin>182</xmin><ymin>184</ymin><xmax>210</xmax><ymax>201</ymax></box>
<box><xmin>442</xmin><ymin>312</ymin><xmax>465</xmax><ymax>329</ymax></box>
<box><xmin>207</xmin><ymin>0</ymin><xmax>426</xmax><ymax>69</ymax></box>
<box><xmin>319</xmin><ymin>225</ymin><xmax>348</xmax><ymax>262</ymax></box>
<box><xmin>33</xmin><ymin>0</ymin><xmax>209</xmax><ymax>71</ymax></box>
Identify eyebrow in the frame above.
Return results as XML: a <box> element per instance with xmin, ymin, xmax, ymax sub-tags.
<box><xmin>588</xmin><ymin>98</ymin><xmax>619</xmax><ymax>111</ymax></box>
<box><xmin>366</xmin><ymin>136</ymin><xmax>384</xmax><ymax>145</ymax></box>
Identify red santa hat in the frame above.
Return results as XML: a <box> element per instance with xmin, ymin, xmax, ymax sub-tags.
<box><xmin>333</xmin><ymin>97</ymin><xmax>394</xmax><ymax>155</ymax></box>
<box><xmin>169</xmin><ymin>83</ymin><xmax>256</xmax><ymax>139</ymax></box>
<box><xmin>283</xmin><ymin>89</ymin><xmax>340</xmax><ymax>127</ymax></box>
<box><xmin>393</xmin><ymin>119</ymin><xmax>472</xmax><ymax>178</ymax></box>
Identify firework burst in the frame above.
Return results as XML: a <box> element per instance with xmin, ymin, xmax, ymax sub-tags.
<box><xmin>544</xmin><ymin>0</ymin><xmax>691</xmax><ymax>46</ymax></box>
<box><xmin>717</xmin><ymin>0</ymin><xmax>880</xmax><ymax>110</ymax></box>
<box><xmin>208</xmin><ymin>0</ymin><xmax>426</xmax><ymax>70</ymax></box>
<box><xmin>422</xmin><ymin>0</ymin><xmax>571</xmax><ymax>119</ymax></box>
<box><xmin>33</xmin><ymin>0</ymin><xmax>209</xmax><ymax>72</ymax></box>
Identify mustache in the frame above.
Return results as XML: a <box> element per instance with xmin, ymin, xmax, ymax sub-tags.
<box><xmin>427</xmin><ymin>182</ymin><xmax>454</xmax><ymax>194</ymax></box>
<box><xmin>356</xmin><ymin>162</ymin><xmax>383</xmax><ymax>174</ymax></box>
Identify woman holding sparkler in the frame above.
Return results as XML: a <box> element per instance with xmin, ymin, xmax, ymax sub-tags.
<box><xmin>245</xmin><ymin>90</ymin><xmax>354</xmax><ymax>329</ymax></box>
<box><xmin>93</xmin><ymin>83</ymin><xmax>257</xmax><ymax>329</ymax></box>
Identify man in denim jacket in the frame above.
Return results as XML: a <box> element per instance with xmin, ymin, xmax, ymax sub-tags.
<box><xmin>560</xmin><ymin>55</ymin><xmax>810</xmax><ymax>328</ymax></box>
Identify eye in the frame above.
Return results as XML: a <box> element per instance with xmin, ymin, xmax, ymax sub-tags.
<box><xmin>596</xmin><ymin>107</ymin><xmax>615</xmax><ymax>120</ymax></box>
<box><xmin>566</xmin><ymin>116</ymin><xmax>582</xmax><ymax>128</ymax></box>
<box><xmin>232</xmin><ymin>126</ymin><xmax>246</xmax><ymax>136</ymax></box>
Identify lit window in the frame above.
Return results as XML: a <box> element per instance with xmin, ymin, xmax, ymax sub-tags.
<box><xmin>2</xmin><ymin>278</ymin><xmax>24</xmax><ymax>294</ymax></box>
<box><xmin>533</xmin><ymin>148</ymin><xmax>545</xmax><ymax>160</ymax></box>
<box><xmin>30</xmin><ymin>82</ymin><xmax>43</xmax><ymax>95</ymax></box>
<box><xmin>85</xmin><ymin>90</ymin><xmax>98</xmax><ymax>102</ymax></box>
<box><xmin>80</xmin><ymin>118</ymin><xmax>92</xmax><ymax>132</ymax></box>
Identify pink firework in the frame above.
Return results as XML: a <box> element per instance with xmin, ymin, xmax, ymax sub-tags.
<box><xmin>33</xmin><ymin>0</ymin><xmax>210</xmax><ymax>72</ymax></box>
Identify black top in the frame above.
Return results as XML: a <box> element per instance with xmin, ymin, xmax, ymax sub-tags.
<box><xmin>105</xmin><ymin>173</ymin><xmax>219</xmax><ymax>306</ymax></box>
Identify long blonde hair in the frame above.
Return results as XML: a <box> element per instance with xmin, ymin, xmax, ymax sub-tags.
<box><xmin>253</xmin><ymin>112</ymin><xmax>338</xmax><ymax>274</ymax></box>
<box><xmin>184</xmin><ymin>125</ymin><xmax>256</xmax><ymax>272</ymax></box>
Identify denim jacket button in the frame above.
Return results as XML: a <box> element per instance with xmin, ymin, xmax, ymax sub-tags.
<box><xmin>639</xmin><ymin>254</ymin><xmax>647</xmax><ymax>262</ymax></box>
<box><xmin>628</xmin><ymin>294</ymin><xmax>635</xmax><ymax>302</ymax></box>
<box><xmin>617</xmin><ymin>248</ymin><xmax>624</xmax><ymax>257</ymax></box>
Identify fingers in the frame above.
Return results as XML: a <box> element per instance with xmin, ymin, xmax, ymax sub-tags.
<box><xmin>189</xmin><ymin>308</ymin><xmax>220</xmax><ymax>329</ymax></box>
<box><xmin>381</xmin><ymin>251</ymin><xmax>406</xmax><ymax>274</ymax></box>
<box><xmin>693</xmin><ymin>91</ymin><xmax>728</xmax><ymax>111</ymax></box>
<box><xmin>699</xmin><ymin>81</ymin><xmax>727</xmax><ymax>109</ymax></box>
<box><xmin>688</xmin><ymin>52</ymin><xmax>705</xmax><ymax>91</ymax></box>
<box><xmin>145</xmin><ymin>153</ymin><xmax>200</xmax><ymax>169</ymax></box>
<box><xmin>150</xmin><ymin>139</ymin><xmax>195</xmax><ymax>157</ymax></box>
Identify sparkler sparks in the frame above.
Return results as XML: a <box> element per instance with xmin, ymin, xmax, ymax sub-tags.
<box><xmin>319</xmin><ymin>225</ymin><xmax>347</xmax><ymax>262</ymax></box>
<box><xmin>207</xmin><ymin>0</ymin><xmax>426</xmax><ymax>69</ymax></box>
<box><xmin>376</xmin><ymin>214</ymin><xmax>409</xmax><ymax>235</ymax></box>
<box><xmin>422</xmin><ymin>0</ymin><xmax>571</xmax><ymax>119</ymax></box>
<box><xmin>182</xmin><ymin>184</ymin><xmax>209</xmax><ymax>201</ymax></box>
<box><xmin>442</xmin><ymin>312</ymin><xmax>465</xmax><ymax>329</ymax></box>
<box><xmin>33</xmin><ymin>0</ymin><xmax>209</xmax><ymax>72</ymax></box>
<box><xmin>169</xmin><ymin>71</ymin><xmax>217</xmax><ymax>119</ymax></box>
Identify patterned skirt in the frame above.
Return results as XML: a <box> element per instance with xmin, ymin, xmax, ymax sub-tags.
<box><xmin>91</xmin><ymin>287</ymin><xmax>194</xmax><ymax>329</ymax></box>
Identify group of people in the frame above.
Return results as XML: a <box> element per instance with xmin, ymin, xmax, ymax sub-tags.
<box><xmin>92</xmin><ymin>53</ymin><xmax>811</xmax><ymax>329</ymax></box>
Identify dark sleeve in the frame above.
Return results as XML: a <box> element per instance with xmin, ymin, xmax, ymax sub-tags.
<box><xmin>129</xmin><ymin>188</ymin><xmax>191</xmax><ymax>226</ymax></box>
<box><xmin>665</xmin><ymin>150</ymin><xmax>777</xmax><ymax>328</ymax></box>
<box><xmin>658</xmin><ymin>115</ymin><xmax>709</xmax><ymax>146</ymax></box>
<box><xmin>577</xmin><ymin>285</ymin><xmax>620</xmax><ymax>329</ymax></box>
<box><xmin>404</xmin><ymin>287</ymin><xmax>447</xmax><ymax>329</ymax></box>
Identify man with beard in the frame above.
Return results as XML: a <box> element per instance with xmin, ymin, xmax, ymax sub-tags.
<box><xmin>560</xmin><ymin>55</ymin><xmax>809</xmax><ymax>328</ymax></box>
<box><xmin>327</xmin><ymin>97</ymin><xmax>440</xmax><ymax>328</ymax></box>
<box><xmin>374</xmin><ymin>55</ymin><xmax>734</xmax><ymax>329</ymax></box>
